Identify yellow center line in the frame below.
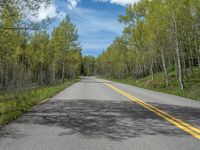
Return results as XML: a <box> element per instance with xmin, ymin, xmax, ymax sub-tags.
<box><xmin>104</xmin><ymin>83</ymin><xmax>200</xmax><ymax>140</ymax></box>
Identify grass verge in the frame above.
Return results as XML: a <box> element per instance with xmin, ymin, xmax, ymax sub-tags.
<box><xmin>0</xmin><ymin>79</ymin><xmax>79</xmax><ymax>126</ymax></box>
<box><xmin>103</xmin><ymin>68</ymin><xmax>200</xmax><ymax>101</ymax></box>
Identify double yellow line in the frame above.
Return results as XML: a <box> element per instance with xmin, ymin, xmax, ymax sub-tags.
<box><xmin>105</xmin><ymin>83</ymin><xmax>200</xmax><ymax>140</ymax></box>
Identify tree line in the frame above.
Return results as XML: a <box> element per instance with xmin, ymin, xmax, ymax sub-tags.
<box><xmin>96</xmin><ymin>0</ymin><xmax>200</xmax><ymax>89</ymax></box>
<box><xmin>2</xmin><ymin>0</ymin><xmax>200</xmax><ymax>91</ymax></box>
<box><xmin>0</xmin><ymin>1</ymin><xmax>82</xmax><ymax>91</ymax></box>
<box><xmin>81</xmin><ymin>56</ymin><xmax>96</xmax><ymax>76</ymax></box>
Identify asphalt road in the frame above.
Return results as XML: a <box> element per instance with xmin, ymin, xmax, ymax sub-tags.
<box><xmin>0</xmin><ymin>77</ymin><xmax>200</xmax><ymax>150</ymax></box>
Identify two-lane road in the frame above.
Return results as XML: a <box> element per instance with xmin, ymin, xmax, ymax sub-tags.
<box><xmin>0</xmin><ymin>77</ymin><xmax>200</xmax><ymax>150</ymax></box>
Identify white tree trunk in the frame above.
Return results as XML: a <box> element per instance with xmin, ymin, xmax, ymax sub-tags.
<box><xmin>62</xmin><ymin>60</ymin><xmax>65</xmax><ymax>83</ymax></box>
<box><xmin>173</xmin><ymin>16</ymin><xmax>184</xmax><ymax>90</ymax></box>
<box><xmin>160</xmin><ymin>45</ymin><xmax>169</xmax><ymax>86</ymax></box>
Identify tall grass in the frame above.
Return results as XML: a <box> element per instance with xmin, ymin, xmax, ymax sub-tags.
<box><xmin>0</xmin><ymin>79</ymin><xmax>78</xmax><ymax>125</ymax></box>
<box><xmin>106</xmin><ymin>68</ymin><xmax>200</xmax><ymax>101</ymax></box>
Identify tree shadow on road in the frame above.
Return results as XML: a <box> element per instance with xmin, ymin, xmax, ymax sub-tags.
<box><xmin>0</xmin><ymin>127</ymin><xmax>26</xmax><ymax>140</ymax></box>
<box><xmin>6</xmin><ymin>99</ymin><xmax>198</xmax><ymax>141</ymax></box>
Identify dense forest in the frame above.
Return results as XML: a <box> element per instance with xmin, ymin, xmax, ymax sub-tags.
<box><xmin>1</xmin><ymin>0</ymin><xmax>200</xmax><ymax>92</ymax></box>
<box><xmin>97</xmin><ymin>0</ymin><xmax>200</xmax><ymax>90</ymax></box>
<box><xmin>81</xmin><ymin>56</ymin><xmax>96</xmax><ymax>76</ymax></box>
<box><xmin>0</xmin><ymin>0</ymin><xmax>82</xmax><ymax>91</ymax></box>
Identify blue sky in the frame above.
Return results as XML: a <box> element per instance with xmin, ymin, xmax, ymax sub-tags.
<box><xmin>32</xmin><ymin>0</ymin><xmax>137</xmax><ymax>56</ymax></box>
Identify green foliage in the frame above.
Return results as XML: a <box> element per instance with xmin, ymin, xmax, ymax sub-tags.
<box><xmin>97</xmin><ymin>0</ymin><xmax>200</xmax><ymax>90</ymax></box>
<box><xmin>0</xmin><ymin>1</ymin><xmax>83</xmax><ymax>125</ymax></box>
<box><xmin>96</xmin><ymin>37</ymin><xmax>128</xmax><ymax>79</ymax></box>
<box><xmin>82</xmin><ymin>56</ymin><xmax>96</xmax><ymax>76</ymax></box>
<box><xmin>0</xmin><ymin>0</ymin><xmax>52</xmax><ymax>30</ymax></box>
<box><xmin>0</xmin><ymin>10</ymin><xmax>82</xmax><ymax>90</ymax></box>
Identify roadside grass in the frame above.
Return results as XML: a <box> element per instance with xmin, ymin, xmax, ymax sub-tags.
<box><xmin>0</xmin><ymin>79</ymin><xmax>79</xmax><ymax>125</ymax></box>
<box><xmin>105</xmin><ymin>68</ymin><xmax>200</xmax><ymax>101</ymax></box>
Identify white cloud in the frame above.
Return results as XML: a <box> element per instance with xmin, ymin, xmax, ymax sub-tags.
<box><xmin>29</xmin><ymin>3</ymin><xmax>66</xmax><ymax>22</ymax></box>
<box><xmin>29</xmin><ymin>3</ymin><xmax>57</xmax><ymax>21</ymax></box>
<box><xmin>67</xmin><ymin>7</ymin><xmax>124</xmax><ymax>55</ymax></box>
<box><xmin>69</xmin><ymin>7</ymin><xmax>122</xmax><ymax>34</ymax></box>
<box><xmin>94</xmin><ymin>0</ymin><xmax>139</xmax><ymax>6</ymax></box>
<box><xmin>66</xmin><ymin>0</ymin><xmax>139</xmax><ymax>10</ymax></box>
<box><xmin>67</xmin><ymin>0</ymin><xmax>79</xmax><ymax>9</ymax></box>
<box><xmin>57</xmin><ymin>11</ymin><xmax>67</xmax><ymax>20</ymax></box>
